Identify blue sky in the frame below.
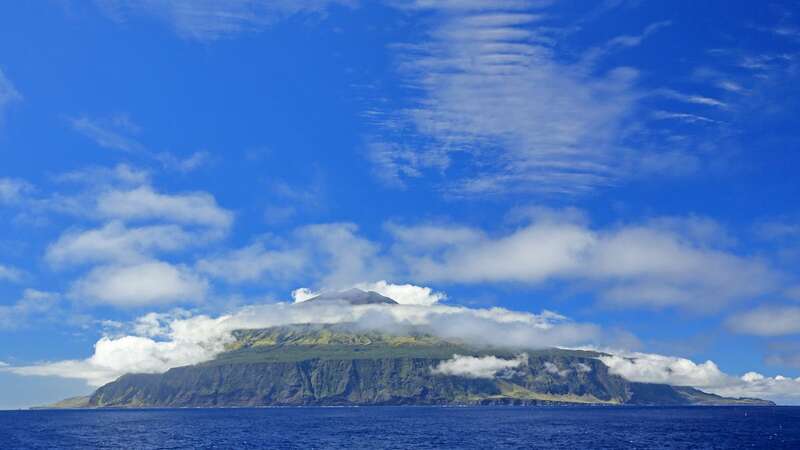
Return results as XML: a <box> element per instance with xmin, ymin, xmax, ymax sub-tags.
<box><xmin>1</xmin><ymin>0</ymin><xmax>800</xmax><ymax>408</ymax></box>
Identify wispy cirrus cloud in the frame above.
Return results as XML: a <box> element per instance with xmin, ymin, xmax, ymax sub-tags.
<box><xmin>0</xmin><ymin>178</ymin><xmax>33</xmax><ymax>205</ymax></box>
<box><xmin>95</xmin><ymin>0</ymin><xmax>357</xmax><ymax>41</ymax></box>
<box><xmin>69</xmin><ymin>115</ymin><xmax>212</xmax><ymax>173</ymax></box>
<box><xmin>156</xmin><ymin>150</ymin><xmax>212</xmax><ymax>172</ymax></box>
<box><xmin>54</xmin><ymin>163</ymin><xmax>151</xmax><ymax>187</ymax></box>
<box><xmin>0</xmin><ymin>264</ymin><xmax>23</xmax><ymax>283</ymax></box>
<box><xmin>367</xmin><ymin>2</ymin><xmax>800</xmax><ymax>197</ymax></box>
<box><xmin>0</xmin><ymin>289</ymin><xmax>61</xmax><ymax>330</ymax></box>
<box><xmin>367</xmin><ymin>0</ymin><xmax>688</xmax><ymax>196</ymax></box>
<box><xmin>0</xmin><ymin>68</ymin><xmax>22</xmax><ymax>125</ymax></box>
<box><xmin>654</xmin><ymin>88</ymin><xmax>728</xmax><ymax>109</ymax></box>
<box><xmin>70</xmin><ymin>115</ymin><xmax>146</xmax><ymax>153</ymax></box>
<box><xmin>580</xmin><ymin>20</ymin><xmax>672</xmax><ymax>68</ymax></box>
<box><xmin>366</xmin><ymin>1</ymin><xmax>670</xmax><ymax>196</ymax></box>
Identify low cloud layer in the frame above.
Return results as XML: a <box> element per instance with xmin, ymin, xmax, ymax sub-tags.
<box><xmin>599</xmin><ymin>351</ymin><xmax>800</xmax><ymax>404</ymax></box>
<box><xmin>6</xmin><ymin>286</ymin><xmax>800</xmax><ymax>403</ymax></box>
<box><xmin>432</xmin><ymin>354</ymin><xmax>527</xmax><ymax>379</ymax></box>
<box><xmin>6</xmin><ymin>291</ymin><xmax>598</xmax><ymax>387</ymax></box>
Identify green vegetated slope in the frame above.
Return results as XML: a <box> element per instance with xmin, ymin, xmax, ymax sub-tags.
<box><xmin>84</xmin><ymin>324</ymin><xmax>774</xmax><ymax>407</ymax></box>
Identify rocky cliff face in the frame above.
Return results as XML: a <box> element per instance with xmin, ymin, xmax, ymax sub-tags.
<box><xmin>84</xmin><ymin>324</ymin><xmax>774</xmax><ymax>407</ymax></box>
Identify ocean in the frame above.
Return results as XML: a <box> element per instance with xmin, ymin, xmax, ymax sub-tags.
<box><xmin>0</xmin><ymin>406</ymin><xmax>798</xmax><ymax>449</ymax></box>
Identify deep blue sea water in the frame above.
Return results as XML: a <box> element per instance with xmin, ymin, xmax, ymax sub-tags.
<box><xmin>0</xmin><ymin>406</ymin><xmax>798</xmax><ymax>449</ymax></box>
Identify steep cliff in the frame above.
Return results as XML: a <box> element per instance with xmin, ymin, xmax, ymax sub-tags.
<box><xmin>84</xmin><ymin>324</ymin><xmax>774</xmax><ymax>407</ymax></box>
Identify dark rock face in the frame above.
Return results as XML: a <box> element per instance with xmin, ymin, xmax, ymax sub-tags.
<box><xmin>85</xmin><ymin>325</ymin><xmax>775</xmax><ymax>408</ymax></box>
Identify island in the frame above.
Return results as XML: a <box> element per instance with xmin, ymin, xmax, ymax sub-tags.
<box><xmin>49</xmin><ymin>290</ymin><xmax>775</xmax><ymax>408</ymax></box>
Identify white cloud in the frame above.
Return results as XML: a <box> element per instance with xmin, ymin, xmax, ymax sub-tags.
<box><xmin>55</xmin><ymin>164</ymin><xmax>151</xmax><ymax>187</ymax></box>
<box><xmin>70</xmin><ymin>261</ymin><xmax>208</xmax><ymax>307</ymax></box>
<box><xmin>295</xmin><ymin>223</ymin><xmax>390</xmax><ymax>288</ymax></box>
<box><xmin>0</xmin><ymin>289</ymin><xmax>61</xmax><ymax>330</ymax></box>
<box><xmin>197</xmin><ymin>223</ymin><xmax>386</xmax><ymax>288</ymax></box>
<box><xmin>717</xmin><ymin>80</ymin><xmax>744</xmax><ymax>93</ymax></box>
<box><xmin>0</xmin><ymin>178</ymin><xmax>33</xmax><ymax>204</ymax></box>
<box><xmin>291</xmin><ymin>281</ymin><xmax>446</xmax><ymax>306</ymax></box>
<box><xmin>393</xmin><ymin>221</ymin><xmax>594</xmax><ymax>284</ymax></box>
<box><xmin>353</xmin><ymin>280</ymin><xmax>446</xmax><ymax>306</ymax></box>
<box><xmin>8</xmin><ymin>297</ymin><xmax>599</xmax><ymax>386</ymax></box>
<box><xmin>393</xmin><ymin>1</ymin><xmax>533</xmax><ymax>11</ymax></box>
<box><xmin>368</xmin><ymin>1</ymin><xmax>643</xmax><ymax>195</ymax></box>
<box><xmin>599</xmin><ymin>351</ymin><xmax>800</xmax><ymax>404</ymax></box>
<box><xmin>580</xmin><ymin>21</ymin><xmax>671</xmax><ymax>68</ymax></box>
<box><xmin>599</xmin><ymin>352</ymin><xmax>729</xmax><ymax>388</ymax></box>
<box><xmin>70</xmin><ymin>117</ymin><xmax>210</xmax><ymax>171</ymax></box>
<box><xmin>190</xmin><ymin>213</ymin><xmax>782</xmax><ymax>313</ymax></box>
<box><xmin>431</xmin><ymin>354</ymin><xmax>527</xmax><ymax>378</ymax></box>
<box><xmin>156</xmin><ymin>151</ymin><xmax>212</xmax><ymax>172</ymax></box>
<box><xmin>543</xmin><ymin>361</ymin><xmax>572</xmax><ymax>377</ymax></box>
<box><xmin>96</xmin><ymin>186</ymin><xmax>233</xmax><ymax>230</ymax></box>
<box><xmin>96</xmin><ymin>0</ymin><xmax>357</xmax><ymax>41</ymax></box>
<box><xmin>390</xmin><ymin>214</ymin><xmax>779</xmax><ymax>312</ymax></box>
<box><xmin>46</xmin><ymin>221</ymin><xmax>196</xmax><ymax>267</ymax></box>
<box><xmin>385</xmin><ymin>222</ymin><xmax>484</xmax><ymax>249</ymax></box>
<box><xmin>70</xmin><ymin>116</ymin><xmax>146</xmax><ymax>153</ymax></box>
<box><xmin>32</xmin><ymin>179</ymin><xmax>229</xmax><ymax>310</ymax></box>
<box><xmin>726</xmin><ymin>306</ymin><xmax>800</xmax><ymax>337</ymax></box>
<box><xmin>720</xmin><ymin>373</ymin><xmax>800</xmax><ymax>404</ymax></box>
<box><xmin>652</xmin><ymin>111</ymin><xmax>719</xmax><ymax>124</ymax></box>
<box><xmin>10</xmin><ymin>333</ymin><xmax>228</xmax><ymax>388</ymax></box>
<box><xmin>656</xmin><ymin>89</ymin><xmax>728</xmax><ymax>109</ymax></box>
<box><xmin>0</xmin><ymin>264</ymin><xmax>22</xmax><ymax>283</ymax></box>
<box><xmin>196</xmin><ymin>242</ymin><xmax>308</xmax><ymax>283</ymax></box>
<box><xmin>754</xmin><ymin>220</ymin><xmax>800</xmax><ymax>241</ymax></box>
<box><xmin>291</xmin><ymin>287</ymin><xmax>319</xmax><ymax>303</ymax></box>
<box><xmin>0</xmin><ymin>68</ymin><xmax>22</xmax><ymax>123</ymax></box>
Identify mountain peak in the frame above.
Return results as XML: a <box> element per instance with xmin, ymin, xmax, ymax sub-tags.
<box><xmin>305</xmin><ymin>288</ymin><xmax>398</xmax><ymax>305</ymax></box>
